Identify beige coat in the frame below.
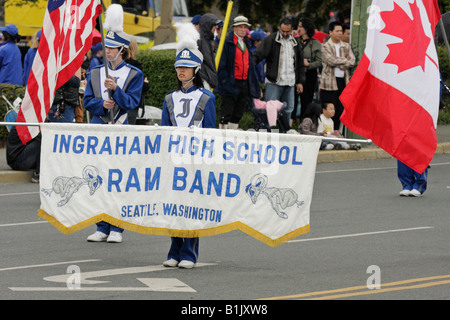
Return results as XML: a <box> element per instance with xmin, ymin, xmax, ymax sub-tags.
<box><xmin>320</xmin><ymin>38</ymin><xmax>356</xmax><ymax>91</ymax></box>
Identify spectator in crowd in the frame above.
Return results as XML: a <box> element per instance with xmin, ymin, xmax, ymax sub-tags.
<box><xmin>296</xmin><ymin>18</ymin><xmax>322</xmax><ymax>121</ymax></box>
<box><xmin>47</xmin><ymin>71</ymin><xmax>81</xmax><ymax>123</ymax></box>
<box><xmin>342</xmin><ymin>23</ymin><xmax>351</xmax><ymax>43</ymax></box>
<box><xmin>197</xmin><ymin>13</ymin><xmax>221</xmax><ymax>90</ymax></box>
<box><xmin>213</xmin><ymin>21</ymin><xmax>224</xmax><ymax>54</ymax></box>
<box><xmin>23</xmin><ymin>30</ymin><xmax>41</xmax><ymax>86</ymax></box>
<box><xmin>76</xmin><ymin>60</ymin><xmax>91</xmax><ymax>123</ymax></box>
<box><xmin>6</xmin><ymin>126</ymin><xmax>41</xmax><ymax>183</ymax></box>
<box><xmin>0</xmin><ymin>24</ymin><xmax>22</xmax><ymax>86</ymax></box>
<box><xmin>215</xmin><ymin>15</ymin><xmax>261</xmax><ymax>130</ymax></box>
<box><xmin>249</xmin><ymin>30</ymin><xmax>267</xmax><ymax>84</ymax></box>
<box><xmin>317</xmin><ymin>101</ymin><xmax>360</xmax><ymax>150</ymax></box>
<box><xmin>87</xmin><ymin>42</ymin><xmax>103</xmax><ymax>74</ymax></box>
<box><xmin>298</xmin><ymin>102</ymin><xmax>333</xmax><ymax>150</ymax></box>
<box><xmin>320</xmin><ymin>21</ymin><xmax>355</xmax><ymax>133</ymax></box>
<box><xmin>191</xmin><ymin>14</ymin><xmax>201</xmax><ymax>32</ymax></box>
<box><xmin>253</xmin><ymin>17</ymin><xmax>306</xmax><ymax>132</ymax></box>
<box><xmin>126</xmin><ymin>38</ymin><xmax>149</xmax><ymax>124</ymax></box>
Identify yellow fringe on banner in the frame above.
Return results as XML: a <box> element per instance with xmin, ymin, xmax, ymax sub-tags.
<box><xmin>38</xmin><ymin>209</ymin><xmax>310</xmax><ymax>247</ymax></box>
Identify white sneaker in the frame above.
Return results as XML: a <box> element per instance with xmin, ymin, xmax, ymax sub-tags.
<box><xmin>87</xmin><ymin>231</ymin><xmax>108</xmax><ymax>242</ymax></box>
<box><xmin>178</xmin><ymin>260</ymin><xmax>195</xmax><ymax>269</ymax></box>
<box><xmin>324</xmin><ymin>144</ymin><xmax>334</xmax><ymax>150</ymax></box>
<box><xmin>409</xmin><ymin>189</ymin><xmax>422</xmax><ymax>197</ymax></box>
<box><xmin>107</xmin><ymin>231</ymin><xmax>123</xmax><ymax>243</ymax></box>
<box><xmin>399</xmin><ymin>189</ymin><xmax>411</xmax><ymax>197</ymax></box>
<box><xmin>163</xmin><ymin>258</ymin><xmax>179</xmax><ymax>267</ymax></box>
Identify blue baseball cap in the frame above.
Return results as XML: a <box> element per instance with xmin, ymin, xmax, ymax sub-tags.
<box><xmin>251</xmin><ymin>31</ymin><xmax>267</xmax><ymax>41</ymax></box>
<box><xmin>91</xmin><ymin>42</ymin><xmax>103</xmax><ymax>52</ymax></box>
<box><xmin>191</xmin><ymin>15</ymin><xmax>201</xmax><ymax>24</ymax></box>
<box><xmin>0</xmin><ymin>24</ymin><xmax>19</xmax><ymax>37</ymax></box>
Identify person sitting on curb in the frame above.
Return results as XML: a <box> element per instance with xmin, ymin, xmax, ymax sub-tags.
<box><xmin>6</xmin><ymin>126</ymin><xmax>41</xmax><ymax>183</ymax></box>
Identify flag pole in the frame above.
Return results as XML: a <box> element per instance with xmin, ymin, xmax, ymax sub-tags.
<box><xmin>438</xmin><ymin>19</ymin><xmax>450</xmax><ymax>62</ymax></box>
<box><xmin>215</xmin><ymin>0</ymin><xmax>233</xmax><ymax>70</ymax></box>
<box><xmin>0</xmin><ymin>122</ymin><xmax>372</xmax><ymax>145</ymax></box>
<box><xmin>97</xmin><ymin>16</ymin><xmax>114</xmax><ymax>124</ymax></box>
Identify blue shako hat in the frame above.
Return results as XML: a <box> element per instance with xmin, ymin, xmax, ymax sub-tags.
<box><xmin>174</xmin><ymin>22</ymin><xmax>203</xmax><ymax>73</ymax></box>
<box><xmin>175</xmin><ymin>48</ymin><xmax>203</xmax><ymax>69</ymax></box>
<box><xmin>105</xmin><ymin>30</ymin><xmax>132</xmax><ymax>48</ymax></box>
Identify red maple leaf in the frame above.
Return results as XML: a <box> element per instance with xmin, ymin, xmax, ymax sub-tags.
<box><xmin>380</xmin><ymin>0</ymin><xmax>437</xmax><ymax>73</ymax></box>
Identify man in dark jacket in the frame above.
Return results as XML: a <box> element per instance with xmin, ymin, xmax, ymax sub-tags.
<box><xmin>215</xmin><ymin>15</ymin><xmax>261</xmax><ymax>129</ymax></box>
<box><xmin>197</xmin><ymin>13</ymin><xmax>221</xmax><ymax>90</ymax></box>
<box><xmin>253</xmin><ymin>17</ymin><xmax>306</xmax><ymax>132</ymax></box>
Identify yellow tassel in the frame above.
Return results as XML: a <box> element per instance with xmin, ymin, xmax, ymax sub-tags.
<box><xmin>38</xmin><ymin>209</ymin><xmax>310</xmax><ymax>247</ymax></box>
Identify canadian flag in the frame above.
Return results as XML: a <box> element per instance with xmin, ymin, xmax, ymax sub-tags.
<box><xmin>340</xmin><ymin>0</ymin><xmax>441</xmax><ymax>173</ymax></box>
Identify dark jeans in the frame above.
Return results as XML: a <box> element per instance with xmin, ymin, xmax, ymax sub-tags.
<box><xmin>220</xmin><ymin>79</ymin><xmax>249</xmax><ymax>124</ymax></box>
<box><xmin>10</xmin><ymin>139</ymin><xmax>41</xmax><ymax>174</ymax></box>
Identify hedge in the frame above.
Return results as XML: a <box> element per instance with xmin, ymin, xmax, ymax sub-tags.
<box><xmin>138</xmin><ymin>49</ymin><xmax>178</xmax><ymax>108</ymax></box>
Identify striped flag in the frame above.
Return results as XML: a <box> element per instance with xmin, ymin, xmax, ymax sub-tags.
<box><xmin>16</xmin><ymin>0</ymin><xmax>102</xmax><ymax>144</ymax></box>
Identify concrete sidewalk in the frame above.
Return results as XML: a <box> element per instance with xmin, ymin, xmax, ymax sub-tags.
<box><xmin>1</xmin><ymin>125</ymin><xmax>450</xmax><ymax>183</ymax></box>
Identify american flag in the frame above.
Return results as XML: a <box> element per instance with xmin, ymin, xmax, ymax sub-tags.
<box><xmin>16</xmin><ymin>0</ymin><xmax>102</xmax><ymax>144</ymax></box>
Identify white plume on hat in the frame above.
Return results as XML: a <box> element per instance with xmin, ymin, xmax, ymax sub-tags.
<box><xmin>174</xmin><ymin>22</ymin><xmax>200</xmax><ymax>55</ymax></box>
<box><xmin>173</xmin><ymin>22</ymin><xmax>203</xmax><ymax>72</ymax></box>
<box><xmin>104</xmin><ymin>4</ymin><xmax>124</xmax><ymax>32</ymax></box>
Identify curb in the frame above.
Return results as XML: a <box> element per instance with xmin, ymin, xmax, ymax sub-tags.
<box><xmin>1</xmin><ymin>142</ymin><xmax>450</xmax><ymax>184</ymax></box>
<box><xmin>0</xmin><ymin>170</ymin><xmax>33</xmax><ymax>184</ymax></box>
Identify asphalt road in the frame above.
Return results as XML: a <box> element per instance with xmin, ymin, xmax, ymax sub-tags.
<box><xmin>1</xmin><ymin>154</ymin><xmax>449</xmax><ymax>304</ymax></box>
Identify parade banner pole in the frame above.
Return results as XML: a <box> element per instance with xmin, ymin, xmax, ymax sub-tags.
<box><xmin>0</xmin><ymin>122</ymin><xmax>41</xmax><ymax>127</ymax></box>
<box><xmin>0</xmin><ymin>122</ymin><xmax>373</xmax><ymax>144</ymax></box>
<box><xmin>215</xmin><ymin>0</ymin><xmax>233</xmax><ymax>70</ymax></box>
<box><xmin>97</xmin><ymin>16</ymin><xmax>114</xmax><ymax>124</ymax></box>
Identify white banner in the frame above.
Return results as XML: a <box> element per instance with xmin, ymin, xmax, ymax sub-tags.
<box><xmin>38</xmin><ymin>123</ymin><xmax>321</xmax><ymax>247</ymax></box>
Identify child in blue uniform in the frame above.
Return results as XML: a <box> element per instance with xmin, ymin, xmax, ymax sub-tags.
<box><xmin>84</xmin><ymin>5</ymin><xmax>144</xmax><ymax>243</ymax></box>
<box><xmin>397</xmin><ymin>160</ymin><xmax>428</xmax><ymax>197</ymax></box>
<box><xmin>161</xmin><ymin>23</ymin><xmax>216</xmax><ymax>269</ymax></box>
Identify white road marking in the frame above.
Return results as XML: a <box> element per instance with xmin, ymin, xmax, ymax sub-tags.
<box><xmin>43</xmin><ymin>263</ymin><xmax>217</xmax><ymax>285</ymax></box>
<box><xmin>0</xmin><ymin>259</ymin><xmax>100</xmax><ymax>272</ymax></box>
<box><xmin>0</xmin><ymin>191</ymin><xmax>39</xmax><ymax>197</ymax></box>
<box><xmin>10</xmin><ymin>278</ymin><xmax>196</xmax><ymax>292</ymax></box>
<box><xmin>9</xmin><ymin>263</ymin><xmax>216</xmax><ymax>292</ymax></box>
<box><xmin>0</xmin><ymin>221</ymin><xmax>47</xmax><ymax>228</ymax></box>
<box><xmin>287</xmin><ymin>226</ymin><xmax>433</xmax><ymax>243</ymax></box>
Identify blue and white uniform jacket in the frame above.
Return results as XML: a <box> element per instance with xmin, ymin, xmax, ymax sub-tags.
<box><xmin>83</xmin><ymin>60</ymin><xmax>144</xmax><ymax>124</ymax></box>
<box><xmin>0</xmin><ymin>41</ymin><xmax>23</xmax><ymax>86</ymax></box>
<box><xmin>161</xmin><ymin>85</ymin><xmax>216</xmax><ymax>129</ymax></box>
